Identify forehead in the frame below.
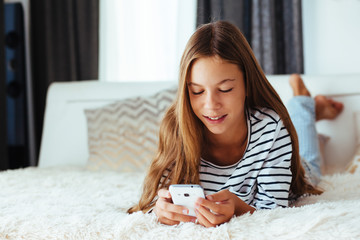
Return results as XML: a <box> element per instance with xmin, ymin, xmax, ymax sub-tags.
<box><xmin>189</xmin><ymin>56</ymin><xmax>243</xmax><ymax>85</ymax></box>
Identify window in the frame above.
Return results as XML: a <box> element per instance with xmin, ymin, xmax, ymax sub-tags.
<box><xmin>99</xmin><ymin>0</ymin><xmax>197</xmax><ymax>82</ymax></box>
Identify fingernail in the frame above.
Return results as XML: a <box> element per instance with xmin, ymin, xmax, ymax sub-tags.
<box><xmin>182</xmin><ymin>209</ymin><xmax>189</xmax><ymax>215</ymax></box>
<box><xmin>207</xmin><ymin>195</ymin><xmax>213</xmax><ymax>201</ymax></box>
<box><xmin>194</xmin><ymin>203</ymin><xmax>200</xmax><ymax>209</ymax></box>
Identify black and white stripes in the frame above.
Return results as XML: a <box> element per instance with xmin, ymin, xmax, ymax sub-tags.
<box><xmin>199</xmin><ymin>107</ymin><xmax>292</xmax><ymax>209</ymax></box>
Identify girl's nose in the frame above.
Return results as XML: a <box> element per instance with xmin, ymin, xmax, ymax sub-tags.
<box><xmin>204</xmin><ymin>92</ymin><xmax>221</xmax><ymax>110</ymax></box>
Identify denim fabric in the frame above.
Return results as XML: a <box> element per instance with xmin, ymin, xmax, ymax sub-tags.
<box><xmin>287</xmin><ymin>96</ymin><xmax>321</xmax><ymax>185</ymax></box>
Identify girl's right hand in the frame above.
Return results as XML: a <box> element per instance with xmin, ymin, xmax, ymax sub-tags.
<box><xmin>154</xmin><ymin>188</ymin><xmax>197</xmax><ymax>225</ymax></box>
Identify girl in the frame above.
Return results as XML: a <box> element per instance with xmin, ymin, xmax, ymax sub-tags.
<box><xmin>128</xmin><ymin>21</ymin><xmax>341</xmax><ymax>227</ymax></box>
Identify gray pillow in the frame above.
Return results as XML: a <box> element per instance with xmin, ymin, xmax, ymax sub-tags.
<box><xmin>84</xmin><ymin>87</ymin><xmax>177</xmax><ymax>172</ymax></box>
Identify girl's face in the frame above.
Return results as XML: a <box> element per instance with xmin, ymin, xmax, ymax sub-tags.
<box><xmin>188</xmin><ymin>56</ymin><xmax>247</xmax><ymax>138</ymax></box>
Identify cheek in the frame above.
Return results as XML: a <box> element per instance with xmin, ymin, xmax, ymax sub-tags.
<box><xmin>189</xmin><ymin>97</ymin><xmax>202</xmax><ymax>115</ymax></box>
<box><xmin>227</xmin><ymin>95</ymin><xmax>246</xmax><ymax>111</ymax></box>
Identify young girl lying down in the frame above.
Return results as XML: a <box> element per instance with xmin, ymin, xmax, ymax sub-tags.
<box><xmin>128</xmin><ymin>21</ymin><xmax>343</xmax><ymax>227</ymax></box>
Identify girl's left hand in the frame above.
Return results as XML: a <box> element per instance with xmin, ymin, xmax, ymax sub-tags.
<box><xmin>194</xmin><ymin>189</ymin><xmax>255</xmax><ymax>228</ymax></box>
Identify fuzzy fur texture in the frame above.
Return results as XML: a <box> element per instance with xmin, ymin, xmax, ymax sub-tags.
<box><xmin>1</xmin><ymin>167</ymin><xmax>359</xmax><ymax>240</ymax></box>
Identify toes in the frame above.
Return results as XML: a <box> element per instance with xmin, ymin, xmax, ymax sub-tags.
<box><xmin>332</xmin><ymin>102</ymin><xmax>344</xmax><ymax>112</ymax></box>
<box><xmin>327</xmin><ymin>98</ymin><xmax>344</xmax><ymax>113</ymax></box>
<box><xmin>315</xmin><ymin>95</ymin><xmax>343</xmax><ymax>120</ymax></box>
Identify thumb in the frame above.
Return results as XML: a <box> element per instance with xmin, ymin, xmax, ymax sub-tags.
<box><xmin>206</xmin><ymin>189</ymin><xmax>230</xmax><ymax>202</ymax></box>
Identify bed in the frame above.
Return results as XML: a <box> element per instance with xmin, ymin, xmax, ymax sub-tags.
<box><xmin>1</xmin><ymin>74</ymin><xmax>360</xmax><ymax>239</ymax></box>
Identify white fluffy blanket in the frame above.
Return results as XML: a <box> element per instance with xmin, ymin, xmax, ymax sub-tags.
<box><xmin>1</xmin><ymin>167</ymin><xmax>360</xmax><ymax>240</ymax></box>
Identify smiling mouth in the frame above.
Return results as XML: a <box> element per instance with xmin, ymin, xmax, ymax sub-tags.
<box><xmin>205</xmin><ymin>115</ymin><xmax>227</xmax><ymax>121</ymax></box>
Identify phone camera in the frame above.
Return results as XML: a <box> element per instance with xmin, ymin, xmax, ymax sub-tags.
<box><xmin>184</xmin><ymin>193</ymin><xmax>190</xmax><ymax>197</ymax></box>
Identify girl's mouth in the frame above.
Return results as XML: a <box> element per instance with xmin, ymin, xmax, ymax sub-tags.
<box><xmin>204</xmin><ymin>114</ymin><xmax>227</xmax><ymax>123</ymax></box>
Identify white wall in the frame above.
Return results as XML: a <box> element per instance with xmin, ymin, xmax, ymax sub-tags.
<box><xmin>302</xmin><ymin>0</ymin><xmax>360</xmax><ymax>75</ymax></box>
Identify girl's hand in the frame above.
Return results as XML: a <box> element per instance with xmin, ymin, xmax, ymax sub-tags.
<box><xmin>154</xmin><ymin>188</ymin><xmax>197</xmax><ymax>225</ymax></box>
<box><xmin>194</xmin><ymin>189</ymin><xmax>255</xmax><ymax>228</ymax></box>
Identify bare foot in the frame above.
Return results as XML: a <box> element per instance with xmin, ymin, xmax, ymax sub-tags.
<box><xmin>289</xmin><ymin>73</ymin><xmax>344</xmax><ymax>121</ymax></box>
<box><xmin>289</xmin><ymin>74</ymin><xmax>311</xmax><ymax>96</ymax></box>
<box><xmin>314</xmin><ymin>95</ymin><xmax>344</xmax><ymax>121</ymax></box>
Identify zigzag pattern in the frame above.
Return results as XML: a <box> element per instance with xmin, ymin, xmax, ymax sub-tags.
<box><xmin>85</xmin><ymin>88</ymin><xmax>177</xmax><ymax>172</ymax></box>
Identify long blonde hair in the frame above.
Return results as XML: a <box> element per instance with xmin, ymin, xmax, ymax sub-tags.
<box><xmin>128</xmin><ymin>21</ymin><xmax>321</xmax><ymax>213</ymax></box>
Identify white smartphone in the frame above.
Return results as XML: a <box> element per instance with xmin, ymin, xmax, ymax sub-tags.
<box><xmin>169</xmin><ymin>184</ymin><xmax>205</xmax><ymax>217</ymax></box>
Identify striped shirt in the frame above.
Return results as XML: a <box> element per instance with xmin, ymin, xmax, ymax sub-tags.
<box><xmin>199</xmin><ymin>107</ymin><xmax>292</xmax><ymax>209</ymax></box>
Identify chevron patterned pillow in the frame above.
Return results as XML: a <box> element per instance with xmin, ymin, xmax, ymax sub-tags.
<box><xmin>84</xmin><ymin>87</ymin><xmax>177</xmax><ymax>172</ymax></box>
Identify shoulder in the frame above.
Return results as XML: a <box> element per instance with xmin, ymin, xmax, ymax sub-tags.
<box><xmin>248</xmin><ymin>107</ymin><xmax>281</xmax><ymax>124</ymax></box>
<box><xmin>247</xmin><ymin>107</ymin><xmax>289</xmax><ymax>142</ymax></box>
<box><xmin>248</xmin><ymin>107</ymin><xmax>285</xmax><ymax>133</ymax></box>
<box><xmin>246</xmin><ymin>108</ymin><xmax>292</xmax><ymax>166</ymax></box>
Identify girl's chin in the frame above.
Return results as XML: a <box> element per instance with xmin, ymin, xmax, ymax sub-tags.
<box><xmin>205</xmin><ymin>126</ymin><xmax>227</xmax><ymax>135</ymax></box>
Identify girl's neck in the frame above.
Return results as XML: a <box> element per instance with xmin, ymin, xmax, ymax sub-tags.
<box><xmin>203</xmin><ymin>119</ymin><xmax>248</xmax><ymax>166</ymax></box>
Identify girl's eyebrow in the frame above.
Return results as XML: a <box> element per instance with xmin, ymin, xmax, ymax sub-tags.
<box><xmin>188</xmin><ymin>78</ymin><xmax>236</xmax><ymax>87</ymax></box>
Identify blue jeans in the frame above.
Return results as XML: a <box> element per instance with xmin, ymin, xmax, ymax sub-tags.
<box><xmin>287</xmin><ymin>96</ymin><xmax>321</xmax><ymax>185</ymax></box>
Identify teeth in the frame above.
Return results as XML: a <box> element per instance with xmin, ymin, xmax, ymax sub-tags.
<box><xmin>208</xmin><ymin>116</ymin><xmax>222</xmax><ymax>120</ymax></box>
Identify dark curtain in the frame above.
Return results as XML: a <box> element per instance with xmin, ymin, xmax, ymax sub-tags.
<box><xmin>0</xmin><ymin>0</ymin><xmax>9</xmax><ymax>170</ymax></box>
<box><xmin>31</xmin><ymin>0</ymin><xmax>99</xmax><ymax>164</ymax></box>
<box><xmin>197</xmin><ymin>0</ymin><xmax>303</xmax><ymax>75</ymax></box>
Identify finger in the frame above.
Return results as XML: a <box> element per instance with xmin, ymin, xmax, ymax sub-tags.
<box><xmin>195</xmin><ymin>208</ymin><xmax>216</xmax><ymax>228</ymax></box>
<box><xmin>158</xmin><ymin>216</ymin><xmax>196</xmax><ymax>225</ymax></box>
<box><xmin>196</xmin><ymin>197</ymin><xmax>227</xmax><ymax>215</ymax></box>
<box><xmin>157</xmin><ymin>216</ymin><xmax>180</xmax><ymax>226</ymax></box>
<box><xmin>154</xmin><ymin>207</ymin><xmax>180</xmax><ymax>225</ymax></box>
<box><xmin>196</xmin><ymin>205</ymin><xmax>227</xmax><ymax>226</ymax></box>
<box><xmin>157</xmin><ymin>197</ymin><xmax>189</xmax><ymax>215</ymax></box>
<box><xmin>161</xmin><ymin>209</ymin><xmax>197</xmax><ymax>223</ymax></box>
<box><xmin>156</xmin><ymin>199</ymin><xmax>197</xmax><ymax>223</ymax></box>
<box><xmin>158</xmin><ymin>189</ymin><xmax>171</xmax><ymax>199</ymax></box>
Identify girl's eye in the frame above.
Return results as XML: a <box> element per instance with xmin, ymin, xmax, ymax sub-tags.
<box><xmin>219</xmin><ymin>88</ymin><xmax>233</xmax><ymax>93</ymax></box>
<box><xmin>192</xmin><ymin>91</ymin><xmax>204</xmax><ymax>95</ymax></box>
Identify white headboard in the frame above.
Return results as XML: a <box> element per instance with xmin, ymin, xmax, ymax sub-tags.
<box><xmin>39</xmin><ymin>74</ymin><xmax>360</xmax><ymax>174</ymax></box>
<box><xmin>38</xmin><ymin>81</ymin><xmax>177</xmax><ymax>168</ymax></box>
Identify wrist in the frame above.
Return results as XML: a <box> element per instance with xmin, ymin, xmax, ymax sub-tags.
<box><xmin>231</xmin><ymin>193</ymin><xmax>255</xmax><ymax>216</ymax></box>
